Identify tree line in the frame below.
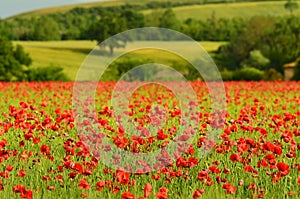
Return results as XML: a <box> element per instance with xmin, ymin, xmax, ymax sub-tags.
<box><xmin>0</xmin><ymin>7</ymin><xmax>246</xmax><ymax>42</ymax></box>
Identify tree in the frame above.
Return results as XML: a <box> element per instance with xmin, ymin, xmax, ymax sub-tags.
<box><xmin>260</xmin><ymin>16</ymin><xmax>300</xmax><ymax>73</ymax></box>
<box><xmin>216</xmin><ymin>15</ymin><xmax>300</xmax><ymax>74</ymax></box>
<box><xmin>284</xmin><ymin>0</ymin><xmax>299</xmax><ymax>15</ymax></box>
<box><xmin>87</xmin><ymin>13</ymin><xmax>129</xmax><ymax>55</ymax></box>
<box><xmin>0</xmin><ymin>36</ymin><xmax>32</xmax><ymax>81</ymax></box>
<box><xmin>121</xmin><ymin>10</ymin><xmax>145</xmax><ymax>29</ymax></box>
<box><xmin>159</xmin><ymin>8</ymin><xmax>180</xmax><ymax>31</ymax></box>
<box><xmin>215</xmin><ymin>16</ymin><xmax>274</xmax><ymax>71</ymax></box>
<box><xmin>32</xmin><ymin>16</ymin><xmax>61</xmax><ymax>41</ymax></box>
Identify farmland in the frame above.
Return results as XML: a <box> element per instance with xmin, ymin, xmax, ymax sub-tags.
<box><xmin>0</xmin><ymin>81</ymin><xmax>299</xmax><ymax>198</ymax></box>
<box><xmin>13</xmin><ymin>40</ymin><xmax>225</xmax><ymax>80</ymax></box>
<box><xmin>144</xmin><ymin>1</ymin><xmax>300</xmax><ymax>20</ymax></box>
<box><xmin>8</xmin><ymin>1</ymin><xmax>300</xmax><ymax>21</ymax></box>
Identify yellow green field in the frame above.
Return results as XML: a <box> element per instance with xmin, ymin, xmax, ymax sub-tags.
<box><xmin>143</xmin><ymin>1</ymin><xmax>300</xmax><ymax>20</ymax></box>
<box><xmin>14</xmin><ymin>40</ymin><xmax>224</xmax><ymax>80</ymax></box>
<box><xmin>8</xmin><ymin>1</ymin><xmax>300</xmax><ymax>21</ymax></box>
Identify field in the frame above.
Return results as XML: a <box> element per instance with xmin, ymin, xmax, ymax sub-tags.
<box><xmin>8</xmin><ymin>1</ymin><xmax>300</xmax><ymax>21</ymax></box>
<box><xmin>168</xmin><ymin>1</ymin><xmax>300</xmax><ymax>20</ymax></box>
<box><xmin>13</xmin><ymin>40</ymin><xmax>225</xmax><ymax>81</ymax></box>
<box><xmin>0</xmin><ymin>81</ymin><xmax>299</xmax><ymax>199</ymax></box>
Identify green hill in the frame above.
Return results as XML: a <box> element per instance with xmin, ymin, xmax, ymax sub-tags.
<box><xmin>8</xmin><ymin>0</ymin><xmax>299</xmax><ymax>20</ymax></box>
<box><xmin>164</xmin><ymin>1</ymin><xmax>300</xmax><ymax>20</ymax></box>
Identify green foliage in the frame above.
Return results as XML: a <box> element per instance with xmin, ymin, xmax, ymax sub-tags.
<box><xmin>292</xmin><ymin>60</ymin><xmax>300</xmax><ymax>80</ymax></box>
<box><xmin>32</xmin><ymin>16</ymin><xmax>61</xmax><ymax>41</ymax></box>
<box><xmin>104</xmin><ymin>58</ymin><xmax>159</xmax><ymax>81</ymax></box>
<box><xmin>27</xmin><ymin>65</ymin><xmax>69</xmax><ymax>81</ymax></box>
<box><xmin>217</xmin><ymin>16</ymin><xmax>274</xmax><ymax>70</ymax></box>
<box><xmin>220</xmin><ymin>69</ymin><xmax>234</xmax><ymax>81</ymax></box>
<box><xmin>101</xmin><ymin>56</ymin><xmax>205</xmax><ymax>82</ymax></box>
<box><xmin>263</xmin><ymin>68</ymin><xmax>283</xmax><ymax>81</ymax></box>
<box><xmin>159</xmin><ymin>8</ymin><xmax>181</xmax><ymax>31</ymax></box>
<box><xmin>217</xmin><ymin>15</ymin><xmax>300</xmax><ymax>74</ymax></box>
<box><xmin>260</xmin><ymin>16</ymin><xmax>300</xmax><ymax>73</ymax></box>
<box><xmin>0</xmin><ymin>36</ymin><xmax>32</xmax><ymax>81</ymax></box>
<box><xmin>233</xmin><ymin>67</ymin><xmax>264</xmax><ymax>81</ymax></box>
<box><xmin>14</xmin><ymin>45</ymin><xmax>32</xmax><ymax>66</ymax></box>
<box><xmin>240</xmin><ymin>50</ymin><xmax>270</xmax><ymax>70</ymax></box>
<box><xmin>284</xmin><ymin>0</ymin><xmax>299</xmax><ymax>14</ymax></box>
<box><xmin>170</xmin><ymin>61</ymin><xmax>202</xmax><ymax>80</ymax></box>
<box><xmin>86</xmin><ymin>9</ymin><xmax>144</xmax><ymax>55</ymax></box>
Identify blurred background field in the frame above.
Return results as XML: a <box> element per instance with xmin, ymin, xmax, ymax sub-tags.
<box><xmin>13</xmin><ymin>40</ymin><xmax>224</xmax><ymax>80</ymax></box>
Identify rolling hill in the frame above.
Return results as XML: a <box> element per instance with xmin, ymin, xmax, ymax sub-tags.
<box><xmin>7</xmin><ymin>0</ymin><xmax>299</xmax><ymax>20</ymax></box>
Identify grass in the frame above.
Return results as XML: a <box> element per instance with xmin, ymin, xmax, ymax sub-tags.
<box><xmin>13</xmin><ymin>40</ymin><xmax>225</xmax><ymax>81</ymax></box>
<box><xmin>144</xmin><ymin>1</ymin><xmax>300</xmax><ymax>20</ymax></box>
<box><xmin>7</xmin><ymin>1</ymin><xmax>127</xmax><ymax>19</ymax></box>
<box><xmin>7</xmin><ymin>0</ymin><xmax>219</xmax><ymax>19</ymax></box>
<box><xmin>8</xmin><ymin>0</ymin><xmax>300</xmax><ymax>21</ymax></box>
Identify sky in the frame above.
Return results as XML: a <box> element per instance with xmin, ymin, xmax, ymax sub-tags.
<box><xmin>0</xmin><ymin>0</ymin><xmax>106</xmax><ymax>19</ymax></box>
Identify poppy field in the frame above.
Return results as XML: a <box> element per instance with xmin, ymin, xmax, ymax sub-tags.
<box><xmin>0</xmin><ymin>81</ymin><xmax>300</xmax><ymax>199</ymax></box>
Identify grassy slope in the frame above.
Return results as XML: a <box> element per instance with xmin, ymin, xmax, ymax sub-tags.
<box><xmin>7</xmin><ymin>1</ymin><xmax>126</xmax><ymax>19</ymax></box>
<box><xmin>8</xmin><ymin>1</ymin><xmax>300</xmax><ymax>20</ymax></box>
<box><xmin>7</xmin><ymin>0</ymin><xmax>208</xmax><ymax>19</ymax></box>
<box><xmin>14</xmin><ymin>40</ymin><xmax>224</xmax><ymax>80</ymax></box>
<box><xmin>143</xmin><ymin>1</ymin><xmax>300</xmax><ymax>20</ymax></box>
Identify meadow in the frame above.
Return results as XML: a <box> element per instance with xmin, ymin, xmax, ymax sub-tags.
<box><xmin>13</xmin><ymin>40</ymin><xmax>224</xmax><ymax>81</ymax></box>
<box><xmin>2</xmin><ymin>1</ymin><xmax>300</xmax><ymax>199</ymax></box>
<box><xmin>0</xmin><ymin>81</ymin><xmax>299</xmax><ymax>199</ymax></box>
<box><xmin>144</xmin><ymin>1</ymin><xmax>300</xmax><ymax>20</ymax></box>
<box><xmin>9</xmin><ymin>1</ymin><xmax>300</xmax><ymax>21</ymax></box>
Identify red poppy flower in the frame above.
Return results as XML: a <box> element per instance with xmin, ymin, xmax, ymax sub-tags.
<box><xmin>144</xmin><ymin>183</ymin><xmax>152</xmax><ymax>198</ymax></box>
<box><xmin>113</xmin><ymin>136</ymin><xmax>128</xmax><ymax>149</ymax></box>
<box><xmin>73</xmin><ymin>163</ymin><xmax>83</xmax><ymax>173</ymax></box>
<box><xmin>40</xmin><ymin>144</ymin><xmax>51</xmax><ymax>155</ymax></box>
<box><xmin>6</xmin><ymin>165</ymin><xmax>14</xmax><ymax>172</ymax></box>
<box><xmin>121</xmin><ymin>192</ymin><xmax>136</xmax><ymax>199</ymax></box>
<box><xmin>156</xmin><ymin>187</ymin><xmax>168</xmax><ymax>199</ymax></box>
<box><xmin>222</xmin><ymin>183</ymin><xmax>236</xmax><ymax>194</ymax></box>
<box><xmin>277</xmin><ymin>162</ymin><xmax>289</xmax><ymax>172</ymax></box>
<box><xmin>0</xmin><ymin>179</ymin><xmax>3</xmax><ymax>191</ymax></box>
<box><xmin>192</xmin><ymin>189</ymin><xmax>204</xmax><ymax>199</ymax></box>
<box><xmin>96</xmin><ymin>180</ymin><xmax>105</xmax><ymax>191</ymax></box>
<box><xmin>18</xmin><ymin>170</ymin><xmax>26</xmax><ymax>178</ymax></box>
<box><xmin>12</xmin><ymin>184</ymin><xmax>26</xmax><ymax>194</ymax></box>
<box><xmin>20</xmin><ymin>190</ymin><xmax>32</xmax><ymax>199</ymax></box>
<box><xmin>209</xmin><ymin>166</ymin><xmax>221</xmax><ymax>174</ymax></box>
<box><xmin>262</xmin><ymin>141</ymin><xmax>274</xmax><ymax>152</ymax></box>
<box><xmin>197</xmin><ymin>170</ymin><xmax>208</xmax><ymax>182</ymax></box>
<box><xmin>157</xmin><ymin>129</ymin><xmax>168</xmax><ymax>140</ymax></box>
<box><xmin>78</xmin><ymin>178</ymin><xmax>90</xmax><ymax>190</ymax></box>
<box><xmin>47</xmin><ymin>186</ymin><xmax>55</xmax><ymax>191</ymax></box>
<box><xmin>116</xmin><ymin>169</ymin><xmax>130</xmax><ymax>185</ymax></box>
<box><xmin>230</xmin><ymin>153</ymin><xmax>241</xmax><ymax>162</ymax></box>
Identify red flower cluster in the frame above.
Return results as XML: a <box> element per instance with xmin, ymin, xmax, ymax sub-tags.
<box><xmin>0</xmin><ymin>81</ymin><xmax>299</xmax><ymax>198</ymax></box>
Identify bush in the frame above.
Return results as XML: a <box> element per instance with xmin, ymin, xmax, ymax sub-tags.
<box><xmin>220</xmin><ymin>69</ymin><xmax>234</xmax><ymax>81</ymax></box>
<box><xmin>263</xmin><ymin>68</ymin><xmax>283</xmax><ymax>81</ymax></box>
<box><xmin>27</xmin><ymin>65</ymin><xmax>69</xmax><ymax>81</ymax></box>
<box><xmin>0</xmin><ymin>36</ymin><xmax>32</xmax><ymax>81</ymax></box>
<box><xmin>102</xmin><ymin>58</ymin><xmax>158</xmax><ymax>81</ymax></box>
<box><xmin>233</xmin><ymin>67</ymin><xmax>264</xmax><ymax>81</ymax></box>
<box><xmin>241</xmin><ymin>50</ymin><xmax>270</xmax><ymax>70</ymax></box>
